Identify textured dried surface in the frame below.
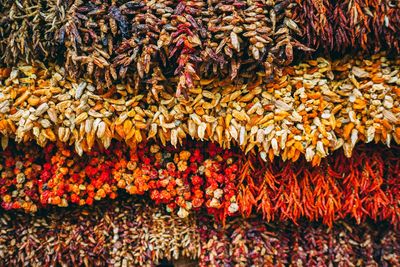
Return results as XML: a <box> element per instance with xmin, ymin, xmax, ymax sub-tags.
<box><xmin>292</xmin><ymin>0</ymin><xmax>400</xmax><ymax>54</ymax></box>
<box><xmin>198</xmin><ymin>218</ymin><xmax>290</xmax><ymax>266</ymax></box>
<box><xmin>0</xmin><ymin>140</ymin><xmax>398</xmax><ymax>225</ymax></box>
<box><xmin>0</xmin><ymin>0</ymin><xmax>306</xmax><ymax>90</ymax></box>
<box><xmin>0</xmin><ymin>53</ymin><xmax>399</xmax><ymax>164</ymax></box>
<box><xmin>1</xmin><ymin>1</ymin><xmax>399</xmax><ymax>265</ymax></box>
<box><xmin>199</xmin><ymin>218</ymin><xmax>396</xmax><ymax>267</ymax></box>
<box><xmin>290</xmin><ymin>221</ymin><xmax>378</xmax><ymax>265</ymax></box>
<box><xmin>1</xmin><ymin>0</ymin><xmax>399</xmax><ymax>89</ymax></box>
<box><xmin>1</xmin><ymin>203</ymin><xmax>396</xmax><ymax>266</ymax></box>
<box><xmin>0</xmin><ymin>198</ymin><xmax>200</xmax><ymax>266</ymax></box>
<box><xmin>0</xmin><ymin>0</ymin><xmax>71</xmax><ymax>65</ymax></box>
<box><xmin>379</xmin><ymin>225</ymin><xmax>400</xmax><ymax>266</ymax></box>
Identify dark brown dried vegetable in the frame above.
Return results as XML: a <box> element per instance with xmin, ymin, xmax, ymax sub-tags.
<box><xmin>292</xmin><ymin>0</ymin><xmax>400</xmax><ymax>54</ymax></box>
<box><xmin>0</xmin><ymin>0</ymin><xmax>72</xmax><ymax>65</ymax></box>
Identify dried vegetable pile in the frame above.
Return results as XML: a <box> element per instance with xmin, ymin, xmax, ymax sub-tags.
<box><xmin>0</xmin><ymin>199</ymin><xmax>399</xmax><ymax>266</ymax></box>
<box><xmin>1</xmin><ymin>0</ymin><xmax>400</xmax><ymax>265</ymax></box>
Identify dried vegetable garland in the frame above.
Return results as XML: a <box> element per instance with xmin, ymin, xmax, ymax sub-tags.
<box><xmin>289</xmin><ymin>221</ymin><xmax>377</xmax><ymax>265</ymax></box>
<box><xmin>292</xmin><ymin>0</ymin><xmax>400</xmax><ymax>54</ymax></box>
<box><xmin>1</xmin><ymin>0</ymin><xmax>399</xmax><ymax>265</ymax></box>
<box><xmin>1</xmin><ymin>0</ymin><xmax>399</xmax><ymax>89</ymax></box>
<box><xmin>198</xmin><ymin>217</ymin><xmax>290</xmax><ymax>266</ymax></box>
<box><xmin>0</xmin><ymin>0</ymin><xmax>70</xmax><ymax>66</ymax></box>
<box><xmin>0</xmin><ymin>53</ymin><xmax>400</xmax><ymax>164</ymax></box>
<box><xmin>0</xmin><ymin>199</ymin><xmax>200</xmax><ymax>266</ymax></box>
<box><xmin>198</xmin><ymin>218</ymin><xmax>399</xmax><ymax>266</ymax></box>
<box><xmin>0</xmin><ymin>201</ymin><xmax>398</xmax><ymax>266</ymax></box>
<box><xmin>0</xmin><ymin>140</ymin><xmax>398</xmax><ymax>225</ymax></box>
<box><xmin>0</xmin><ymin>0</ymin><xmax>308</xmax><ymax>89</ymax></box>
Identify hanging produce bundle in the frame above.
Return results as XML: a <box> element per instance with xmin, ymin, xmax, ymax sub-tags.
<box><xmin>292</xmin><ymin>0</ymin><xmax>400</xmax><ymax>54</ymax></box>
<box><xmin>198</xmin><ymin>217</ymin><xmax>399</xmax><ymax>266</ymax></box>
<box><xmin>0</xmin><ymin>199</ymin><xmax>200</xmax><ymax>266</ymax></box>
<box><xmin>0</xmin><ymin>53</ymin><xmax>399</xmax><ymax>164</ymax></box>
<box><xmin>0</xmin><ymin>199</ymin><xmax>398</xmax><ymax>266</ymax></box>
<box><xmin>0</xmin><ymin>140</ymin><xmax>398</xmax><ymax>225</ymax></box>
<box><xmin>0</xmin><ymin>0</ymin><xmax>308</xmax><ymax>89</ymax></box>
<box><xmin>1</xmin><ymin>0</ymin><xmax>399</xmax><ymax>90</ymax></box>
<box><xmin>0</xmin><ymin>0</ymin><xmax>399</xmax><ymax>265</ymax></box>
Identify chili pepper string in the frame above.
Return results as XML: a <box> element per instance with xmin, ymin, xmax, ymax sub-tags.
<box><xmin>0</xmin><ymin>140</ymin><xmax>398</xmax><ymax>226</ymax></box>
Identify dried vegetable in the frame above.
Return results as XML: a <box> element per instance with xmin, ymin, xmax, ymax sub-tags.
<box><xmin>0</xmin><ymin>0</ymin><xmax>307</xmax><ymax>88</ymax></box>
<box><xmin>379</xmin><ymin>224</ymin><xmax>400</xmax><ymax>266</ymax></box>
<box><xmin>0</xmin><ymin>0</ymin><xmax>71</xmax><ymax>65</ymax></box>
<box><xmin>0</xmin><ymin>200</ymin><xmax>398</xmax><ymax>266</ymax></box>
<box><xmin>198</xmin><ymin>217</ymin><xmax>290</xmax><ymax>266</ymax></box>
<box><xmin>1</xmin><ymin>0</ymin><xmax>399</xmax><ymax>265</ymax></box>
<box><xmin>290</xmin><ymin>221</ymin><xmax>377</xmax><ymax>265</ymax></box>
<box><xmin>0</xmin><ymin>140</ymin><xmax>398</xmax><ymax>225</ymax></box>
<box><xmin>198</xmin><ymin>218</ymin><xmax>397</xmax><ymax>266</ymax></box>
<box><xmin>0</xmin><ymin>140</ymin><xmax>240</xmax><ymax>221</ymax></box>
<box><xmin>0</xmin><ymin>53</ymin><xmax>400</xmax><ymax>164</ymax></box>
<box><xmin>2</xmin><ymin>1</ymin><xmax>400</xmax><ymax>87</ymax></box>
<box><xmin>0</xmin><ymin>198</ymin><xmax>200</xmax><ymax>266</ymax></box>
<box><xmin>292</xmin><ymin>0</ymin><xmax>400</xmax><ymax>54</ymax></box>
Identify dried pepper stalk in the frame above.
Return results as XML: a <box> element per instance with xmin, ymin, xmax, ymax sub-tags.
<box><xmin>0</xmin><ymin>53</ymin><xmax>399</xmax><ymax>163</ymax></box>
<box><xmin>0</xmin><ymin>139</ymin><xmax>398</xmax><ymax>225</ymax></box>
<box><xmin>239</xmin><ymin>144</ymin><xmax>400</xmax><ymax>226</ymax></box>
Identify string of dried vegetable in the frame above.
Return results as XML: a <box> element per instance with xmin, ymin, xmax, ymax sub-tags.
<box><xmin>0</xmin><ymin>0</ymin><xmax>307</xmax><ymax>91</ymax></box>
<box><xmin>0</xmin><ymin>198</ymin><xmax>200</xmax><ymax>266</ymax></box>
<box><xmin>0</xmin><ymin>52</ymin><xmax>399</xmax><ymax>164</ymax></box>
<box><xmin>198</xmin><ymin>218</ymin><xmax>398</xmax><ymax>266</ymax></box>
<box><xmin>292</xmin><ymin>0</ymin><xmax>400</xmax><ymax>54</ymax></box>
<box><xmin>289</xmin><ymin>221</ymin><xmax>378</xmax><ymax>265</ymax></box>
<box><xmin>0</xmin><ymin>0</ymin><xmax>71</xmax><ymax>66</ymax></box>
<box><xmin>1</xmin><ymin>1</ymin><xmax>399</xmax><ymax>91</ymax></box>
<box><xmin>0</xmin><ymin>200</ymin><xmax>398</xmax><ymax>266</ymax></box>
<box><xmin>379</xmin><ymin>225</ymin><xmax>400</xmax><ymax>266</ymax></box>
<box><xmin>0</xmin><ymin>140</ymin><xmax>398</xmax><ymax>225</ymax></box>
